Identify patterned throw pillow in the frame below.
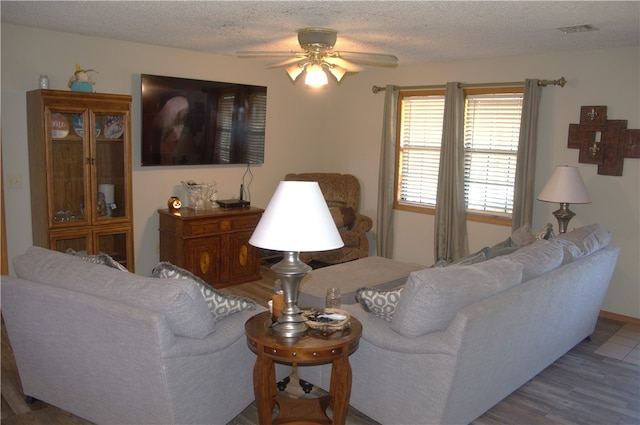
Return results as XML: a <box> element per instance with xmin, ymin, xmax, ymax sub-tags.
<box><xmin>66</xmin><ymin>248</ymin><xmax>128</xmax><ymax>271</ymax></box>
<box><xmin>355</xmin><ymin>287</ymin><xmax>403</xmax><ymax>322</ymax></box>
<box><xmin>151</xmin><ymin>262</ymin><xmax>256</xmax><ymax>321</ymax></box>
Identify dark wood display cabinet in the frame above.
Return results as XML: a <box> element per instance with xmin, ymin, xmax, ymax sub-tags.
<box><xmin>26</xmin><ymin>89</ymin><xmax>134</xmax><ymax>271</ymax></box>
<box><xmin>158</xmin><ymin>207</ymin><xmax>264</xmax><ymax>288</ymax></box>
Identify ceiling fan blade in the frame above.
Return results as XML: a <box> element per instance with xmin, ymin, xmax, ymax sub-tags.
<box><xmin>323</xmin><ymin>56</ymin><xmax>363</xmax><ymax>72</ymax></box>
<box><xmin>265</xmin><ymin>56</ymin><xmax>309</xmax><ymax>69</ymax></box>
<box><xmin>334</xmin><ymin>51</ymin><xmax>399</xmax><ymax>68</ymax></box>
<box><xmin>236</xmin><ymin>50</ymin><xmax>304</xmax><ymax>58</ymax></box>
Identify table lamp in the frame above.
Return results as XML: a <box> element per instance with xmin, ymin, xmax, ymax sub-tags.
<box><xmin>249</xmin><ymin>181</ymin><xmax>344</xmax><ymax>337</ymax></box>
<box><xmin>537</xmin><ymin>165</ymin><xmax>590</xmax><ymax>233</ymax></box>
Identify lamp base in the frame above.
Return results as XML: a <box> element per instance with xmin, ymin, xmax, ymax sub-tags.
<box><xmin>552</xmin><ymin>203</ymin><xmax>576</xmax><ymax>234</ymax></box>
<box><xmin>271</xmin><ymin>251</ymin><xmax>312</xmax><ymax>338</ymax></box>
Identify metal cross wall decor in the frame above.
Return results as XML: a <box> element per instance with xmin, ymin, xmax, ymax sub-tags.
<box><xmin>568</xmin><ymin>106</ymin><xmax>640</xmax><ymax>176</ymax></box>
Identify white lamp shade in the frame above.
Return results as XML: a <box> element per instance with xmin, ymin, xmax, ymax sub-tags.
<box><xmin>537</xmin><ymin>166</ymin><xmax>591</xmax><ymax>204</ymax></box>
<box><xmin>249</xmin><ymin>181</ymin><xmax>344</xmax><ymax>252</ymax></box>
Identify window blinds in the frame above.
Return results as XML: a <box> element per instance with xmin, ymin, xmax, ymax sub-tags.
<box><xmin>398</xmin><ymin>95</ymin><xmax>445</xmax><ymax>205</ymax></box>
<box><xmin>398</xmin><ymin>91</ymin><xmax>523</xmax><ymax>215</ymax></box>
<box><xmin>464</xmin><ymin>93</ymin><xmax>523</xmax><ymax>214</ymax></box>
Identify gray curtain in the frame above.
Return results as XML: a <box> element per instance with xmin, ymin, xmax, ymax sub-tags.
<box><xmin>512</xmin><ymin>79</ymin><xmax>542</xmax><ymax>231</ymax></box>
<box><xmin>434</xmin><ymin>82</ymin><xmax>468</xmax><ymax>263</ymax></box>
<box><xmin>376</xmin><ymin>85</ymin><xmax>399</xmax><ymax>258</ymax></box>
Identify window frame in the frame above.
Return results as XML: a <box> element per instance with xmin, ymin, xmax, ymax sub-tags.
<box><xmin>394</xmin><ymin>86</ymin><xmax>524</xmax><ymax>227</ymax></box>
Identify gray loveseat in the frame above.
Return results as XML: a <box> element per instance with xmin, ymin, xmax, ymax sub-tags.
<box><xmin>2</xmin><ymin>246</ymin><xmax>267</xmax><ymax>425</ymax></box>
<box><xmin>299</xmin><ymin>224</ymin><xmax>619</xmax><ymax>424</ymax></box>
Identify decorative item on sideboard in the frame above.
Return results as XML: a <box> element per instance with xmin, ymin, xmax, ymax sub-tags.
<box><xmin>181</xmin><ymin>180</ymin><xmax>217</xmax><ymax>210</ymax></box>
<box><xmin>167</xmin><ymin>196</ymin><xmax>182</xmax><ymax>211</ymax></box>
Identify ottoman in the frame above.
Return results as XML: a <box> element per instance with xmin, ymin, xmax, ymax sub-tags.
<box><xmin>297</xmin><ymin>256</ymin><xmax>425</xmax><ymax>308</ymax></box>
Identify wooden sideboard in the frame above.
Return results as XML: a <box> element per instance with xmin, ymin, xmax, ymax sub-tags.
<box><xmin>158</xmin><ymin>207</ymin><xmax>263</xmax><ymax>288</ymax></box>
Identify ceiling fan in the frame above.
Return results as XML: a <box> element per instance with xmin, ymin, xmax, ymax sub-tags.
<box><xmin>237</xmin><ymin>28</ymin><xmax>398</xmax><ymax>87</ymax></box>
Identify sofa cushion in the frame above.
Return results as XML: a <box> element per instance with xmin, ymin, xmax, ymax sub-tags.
<box><xmin>13</xmin><ymin>246</ymin><xmax>216</xmax><ymax>338</ymax></box>
<box><xmin>507</xmin><ymin>239</ymin><xmax>564</xmax><ymax>282</ymax></box>
<box><xmin>391</xmin><ymin>257</ymin><xmax>524</xmax><ymax>337</ymax></box>
<box><xmin>355</xmin><ymin>287</ymin><xmax>403</xmax><ymax>322</ymax></box>
<box><xmin>152</xmin><ymin>262</ymin><xmax>256</xmax><ymax>321</ymax></box>
<box><xmin>555</xmin><ymin>223</ymin><xmax>611</xmax><ymax>264</ymax></box>
<box><xmin>66</xmin><ymin>248</ymin><xmax>128</xmax><ymax>271</ymax></box>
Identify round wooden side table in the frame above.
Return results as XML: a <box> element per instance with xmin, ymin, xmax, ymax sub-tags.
<box><xmin>245</xmin><ymin>311</ymin><xmax>362</xmax><ymax>425</ymax></box>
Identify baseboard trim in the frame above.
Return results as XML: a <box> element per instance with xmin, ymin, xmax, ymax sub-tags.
<box><xmin>599</xmin><ymin>310</ymin><xmax>640</xmax><ymax>326</ymax></box>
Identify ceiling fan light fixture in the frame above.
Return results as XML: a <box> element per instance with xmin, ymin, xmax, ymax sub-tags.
<box><xmin>238</xmin><ymin>27</ymin><xmax>398</xmax><ymax>87</ymax></box>
<box><xmin>304</xmin><ymin>64</ymin><xmax>328</xmax><ymax>87</ymax></box>
<box><xmin>298</xmin><ymin>28</ymin><xmax>337</xmax><ymax>51</ymax></box>
<box><xmin>286</xmin><ymin>63</ymin><xmax>305</xmax><ymax>81</ymax></box>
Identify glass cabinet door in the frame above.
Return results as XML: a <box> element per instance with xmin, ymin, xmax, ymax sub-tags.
<box><xmin>51</xmin><ymin>231</ymin><xmax>90</xmax><ymax>255</ymax></box>
<box><xmin>95</xmin><ymin>227</ymin><xmax>132</xmax><ymax>270</ymax></box>
<box><xmin>93</xmin><ymin>112</ymin><xmax>128</xmax><ymax>223</ymax></box>
<box><xmin>47</xmin><ymin>109</ymin><xmax>90</xmax><ymax>227</ymax></box>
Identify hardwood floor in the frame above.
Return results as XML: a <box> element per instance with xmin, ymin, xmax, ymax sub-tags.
<box><xmin>2</xmin><ymin>266</ymin><xmax>639</xmax><ymax>424</ymax></box>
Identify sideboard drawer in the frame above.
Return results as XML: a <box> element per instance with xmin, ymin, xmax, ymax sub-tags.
<box><xmin>188</xmin><ymin>219</ymin><xmax>222</xmax><ymax>235</ymax></box>
<box><xmin>185</xmin><ymin>214</ymin><xmax>261</xmax><ymax>236</ymax></box>
<box><xmin>231</xmin><ymin>215</ymin><xmax>261</xmax><ymax>231</ymax></box>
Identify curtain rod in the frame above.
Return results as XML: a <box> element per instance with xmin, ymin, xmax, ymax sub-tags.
<box><xmin>371</xmin><ymin>77</ymin><xmax>566</xmax><ymax>94</ymax></box>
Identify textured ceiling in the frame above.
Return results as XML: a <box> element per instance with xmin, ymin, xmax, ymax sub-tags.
<box><xmin>2</xmin><ymin>1</ymin><xmax>638</xmax><ymax>65</ymax></box>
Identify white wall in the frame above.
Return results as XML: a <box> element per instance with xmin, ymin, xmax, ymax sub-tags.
<box><xmin>330</xmin><ymin>48</ymin><xmax>640</xmax><ymax>319</ymax></box>
<box><xmin>1</xmin><ymin>24</ymin><xmax>335</xmax><ymax>276</ymax></box>
<box><xmin>2</xmin><ymin>24</ymin><xmax>638</xmax><ymax>318</ymax></box>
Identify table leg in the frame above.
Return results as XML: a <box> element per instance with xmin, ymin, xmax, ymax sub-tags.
<box><xmin>253</xmin><ymin>349</ymin><xmax>275</xmax><ymax>425</ymax></box>
<box><xmin>329</xmin><ymin>354</ymin><xmax>352</xmax><ymax>425</ymax></box>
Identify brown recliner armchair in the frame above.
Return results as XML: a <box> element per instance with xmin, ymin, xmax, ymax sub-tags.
<box><xmin>285</xmin><ymin>173</ymin><xmax>373</xmax><ymax>264</ymax></box>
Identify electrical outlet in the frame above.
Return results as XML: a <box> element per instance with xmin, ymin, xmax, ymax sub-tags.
<box><xmin>155</xmin><ymin>243</ymin><xmax>160</xmax><ymax>254</ymax></box>
<box><xmin>6</xmin><ymin>173</ymin><xmax>22</xmax><ymax>188</ymax></box>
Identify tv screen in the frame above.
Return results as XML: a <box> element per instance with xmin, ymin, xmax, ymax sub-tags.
<box><xmin>141</xmin><ymin>74</ymin><xmax>267</xmax><ymax>166</ymax></box>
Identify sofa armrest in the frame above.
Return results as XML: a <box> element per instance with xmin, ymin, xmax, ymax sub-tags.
<box><xmin>352</xmin><ymin>213</ymin><xmax>373</xmax><ymax>233</ymax></box>
<box><xmin>163</xmin><ymin>306</ymin><xmax>268</xmax><ymax>358</ymax></box>
<box><xmin>343</xmin><ymin>305</ymin><xmax>456</xmax><ymax>355</ymax></box>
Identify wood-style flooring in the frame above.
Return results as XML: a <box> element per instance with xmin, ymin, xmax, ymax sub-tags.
<box><xmin>2</xmin><ymin>265</ymin><xmax>639</xmax><ymax>424</ymax></box>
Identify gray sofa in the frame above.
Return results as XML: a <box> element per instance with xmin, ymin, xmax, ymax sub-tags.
<box><xmin>299</xmin><ymin>224</ymin><xmax>619</xmax><ymax>424</ymax></box>
<box><xmin>1</xmin><ymin>246</ymin><xmax>267</xmax><ymax>425</ymax></box>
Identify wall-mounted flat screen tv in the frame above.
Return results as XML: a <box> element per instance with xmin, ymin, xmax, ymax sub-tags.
<box><xmin>141</xmin><ymin>74</ymin><xmax>267</xmax><ymax>166</ymax></box>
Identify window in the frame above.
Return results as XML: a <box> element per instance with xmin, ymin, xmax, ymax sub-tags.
<box><xmin>396</xmin><ymin>87</ymin><xmax>523</xmax><ymax>223</ymax></box>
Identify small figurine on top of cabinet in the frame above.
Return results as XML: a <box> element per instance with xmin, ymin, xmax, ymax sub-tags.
<box><xmin>68</xmin><ymin>64</ymin><xmax>97</xmax><ymax>92</ymax></box>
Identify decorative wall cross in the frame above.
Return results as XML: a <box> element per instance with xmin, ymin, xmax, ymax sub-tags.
<box><xmin>568</xmin><ymin>106</ymin><xmax>640</xmax><ymax>176</ymax></box>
